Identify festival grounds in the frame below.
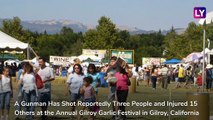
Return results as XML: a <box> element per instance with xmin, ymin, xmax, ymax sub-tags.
<box><xmin>9</xmin><ymin>77</ymin><xmax>213</xmax><ymax>120</ymax></box>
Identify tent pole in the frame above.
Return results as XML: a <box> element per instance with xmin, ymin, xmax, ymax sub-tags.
<box><xmin>202</xmin><ymin>28</ymin><xmax>206</xmax><ymax>92</ymax></box>
<box><xmin>27</xmin><ymin>44</ymin><xmax>30</xmax><ymax>59</ymax></box>
<box><xmin>29</xmin><ymin>46</ymin><xmax>38</xmax><ymax>57</ymax></box>
<box><xmin>2</xmin><ymin>50</ymin><xmax>4</xmax><ymax>66</ymax></box>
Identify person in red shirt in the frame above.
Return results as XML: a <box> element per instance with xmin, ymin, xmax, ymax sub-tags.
<box><xmin>197</xmin><ymin>72</ymin><xmax>202</xmax><ymax>92</ymax></box>
<box><xmin>115</xmin><ymin>66</ymin><xmax>129</xmax><ymax>120</ymax></box>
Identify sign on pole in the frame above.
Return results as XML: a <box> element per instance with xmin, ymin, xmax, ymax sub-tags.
<box><xmin>110</xmin><ymin>49</ymin><xmax>134</xmax><ymax>64</ymax></box>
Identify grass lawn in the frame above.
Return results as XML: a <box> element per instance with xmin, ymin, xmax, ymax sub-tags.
<box><xmin>9</xmin><ymin>77</ymin><xmax>213</xmax><ymax>120</ymax></box>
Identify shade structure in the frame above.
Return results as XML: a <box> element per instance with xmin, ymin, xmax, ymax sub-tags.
<box><xmin>201</xmin><ymin>48</ymin><xmax>210</xmax><ymax>54</ymax></box>
<box><xmin>78</xmin><ymin>54</ymin><xmax>102</xmax><ymax>62</ymax></box>
<box><xmin>199</xmin><ymin>11</ymin><xmax>213</xmax><ymax>25</ymax></box>
<box><xmin>0</xmin><ymin>30</ymin><xmax>29</xmax><ymax>51</ymax></box>
<box><xmin>82</xmin><ymin>58</ymin><xmax>95</xmax><ymax>63</ymax></box>
<box><xmin>185</xmin><ymin>52</ymin><xmax>203</xmax><ymax>62</ymax></box>
<box><xmin>164</xmin><ymin>59</ymin><xmax>181</xmax><ymax>64</ymax></box>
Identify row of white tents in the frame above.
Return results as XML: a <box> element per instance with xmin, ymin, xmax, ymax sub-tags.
<box><xmin>0</xmin><ymin>30</ymin><xmax>102</xmax><ymax>67</ymax></box>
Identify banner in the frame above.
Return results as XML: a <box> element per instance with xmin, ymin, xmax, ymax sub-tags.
<box><xmin>142</xmin><ymin>57</ymin><xmax>166</xmax><ymax>65</ymax></box>
<box><xmin>82</xmin><ymin>49</ymin><xmax>107</xmax><ymax>59</ymax></box>
<box><xmin>49</xmin><ymin>56</ymin><xmax>72</xmax><ymax>66</ymax></box>
<box><xmin>110</xmin><ymin>49</ymin><xmax>134</xmax><ymax>64</ymax></box>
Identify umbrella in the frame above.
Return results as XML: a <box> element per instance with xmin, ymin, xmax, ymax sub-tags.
<box><xmin>185</xmin><ymin>52</ymin><xmax>202</xmax><ymax>62</ymax></box>
<box><xmin>199</xmin><ymin>11</ymin><xmax>213</xmax><ymax>25</ymax></box>
<box><xmin>164</xmin><ymin>59</ymin><xmax>181</xmax><ymax>64</ymax></box>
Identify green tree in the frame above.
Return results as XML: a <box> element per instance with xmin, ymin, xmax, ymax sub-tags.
<box><xmin>164</xmin><ymin>22</ymin><xmax>203</xmax><ymax>59</ymax></box>
<box><xmin>83</xmin><ymin>16</ymin><xmax>119</xmax><ymax>49</ymax></box>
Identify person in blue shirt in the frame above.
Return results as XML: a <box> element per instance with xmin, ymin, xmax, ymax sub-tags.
<box><xmin>86</xmin><ymin>64</ymin><xmax>100</xmax><ymax>96</ymax></box>
<box><xmin>16</xmin><ymin>63</ymin><xmax>25</xmax><ymax>120</ymax></box>
<box><xmin>99</xmin><ymin>66</ymin><xmax>108</xmax><ymax>87</ymax></box>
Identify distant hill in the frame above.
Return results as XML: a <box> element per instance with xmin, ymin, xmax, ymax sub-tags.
<box><xmin>0</xmin><ymin>19</ymin><xmax>185</xmax><ymax>35</ymax></box>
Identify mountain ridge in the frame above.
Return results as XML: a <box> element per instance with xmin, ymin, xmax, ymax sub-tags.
<box><xmin>0</xmin><ymin>18</ymin><xmax>185</xmax><ymax>35</ymax></box>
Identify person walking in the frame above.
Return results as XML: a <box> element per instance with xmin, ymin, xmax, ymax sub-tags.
<box><xmin>79</xmin><ymin>76</ymin><xmax>97</xmax><ymax>120</ymax></box>
<box><xmin>66</xmin><ymin>64</ymin><xmax>84</xmax><ymax>114</ymax></box>
<box><xmin>105</xmin><ymin>56</ymin><xmax>119</xmax><ymax>120</ymax></box>
<box><xmin>206</xmin><ymin>64</ymin><xmax>213</xmax><ymax>92</ymax></box>
<box><xmin>151</xmin><ymin>65</ymin><xmax>158</xmax><ymax>90</ymax></box>
<box><xmin>176</xmin><ymin>64</ymin><xmax>185</xmax><ymax>88</ymax></box>
<box><xmin>18</xmin><ymin>63</ymin><xmax>37</xmax><ymax>120</ymax></box>
<box><xmin>37</xmin><ymin>57</ymin><xmax>55</xmax><ymax>120</ymax></box>
<box><xmin>15</xmin><ymin>63</ymin><xmax>25</xmax><ymax>120</ymax></box>
<box><xmin>87</xmin><ymin>64</ymin><xmax>100</xmax><ymax>97</ymax></box>
<box><xmin>115</xmin><ymin>66</ymin><xmax>129</xmax><ymax>120</ymax></box>
<box><xmin>161</xmin><ymin>65</ymin><xmax>169</xmax><ymax>89</ymax></box>
<box><xmin>144</xmin><ymin>67</ymin><xmax>150</xmax><ymax>87</ymax></box>
<box><xmin>184</xmin><ymin>66</ymin><xmax>193</xmax><ymax>89</ymax></box>
<box><xmin>0</xmin><ymin>67</ymin><xmax>13</xmax><ymax>120</ymax></box>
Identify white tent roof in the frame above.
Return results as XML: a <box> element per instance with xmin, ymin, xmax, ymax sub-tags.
<box><xmin>199</xmin><ymin>11</ymin><xmax>213</xmax><ymax>25</ymax></box>
<box><xmin>0</xmin><ymin>30</ymin><xmax>28</xmax><ymax>51</ymax></box>
<box><xmin>78</xmin><ymin>54</ymin><xmax>102</xmax><ymax>62</ymax></box>
<box><xmin>201</xmin><ymin>48</ymin><xmax>210</xmax><ymax>54</ymax></box>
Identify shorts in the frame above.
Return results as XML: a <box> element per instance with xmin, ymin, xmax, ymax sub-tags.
<box><xmin>144</xmin><ymin>75</ymin><xmax>150</xmax><ymax>80</ymax></box>
<box><xmin>178</xmin><ymin>78</ymin><xmax>185</xmax><ymax>82</ymax></box>
<box><xmin>84</xmin><ymin>98</ymin><xmax>96</xmax><ymax>111</ymax></box>
<box><xmin>0</xmin><ymin>92</ymin><xmax>11</xmax><ymax>109</ymax></box>
<box><xmin>70</xmin><ymin>93</ymin><xmax>81</xmax><ymax>102</ymax></box>
<box><xmin>38</xmin><ymin>92</ymin><xmax>51</xmax><ymax>106</ymax></box>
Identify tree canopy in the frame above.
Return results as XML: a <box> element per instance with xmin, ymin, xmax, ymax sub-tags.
<box><xmin>1</xmin><ymin>17</ymin><xmax>213</xmax><ymax>65</ymax></box>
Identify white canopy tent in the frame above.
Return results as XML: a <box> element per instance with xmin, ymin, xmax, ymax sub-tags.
<box><xmin>78</xmin><ymin>54</ymin><xmax>102</xmax><ymax>62</ymax></box>
<box><xmin>201</xmin><ymin>48</ymin><xmax>210</xmax><ymax>54</ymax></box>
<box><xmin>199</xmin><ymin>11</ymin><xmax>213</xmax><ymax>25</ymax></box>
<box><xmin>0</xmin><ymin>30</ymin><xmax>36</xmax><ymax>59</ymax></box>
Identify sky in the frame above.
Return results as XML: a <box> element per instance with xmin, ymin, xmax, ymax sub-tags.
<box><xmin>0</xmin><ymin>0</ymin><xmax>213</xmax><ymax>30</ymax></box>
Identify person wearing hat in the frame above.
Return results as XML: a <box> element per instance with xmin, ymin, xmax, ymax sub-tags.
<box><xmin>206</xmin><ymin>64</ymin><xmax>213</xmax><ymax>92</ymax></box>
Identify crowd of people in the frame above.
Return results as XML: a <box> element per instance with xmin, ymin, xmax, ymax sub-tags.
<box><xmin>0</xmin><ymin>56</ymin><xmax>132</xmax><ymax>120</ymax></box>
<box><xmin>132</xmin><ymin>62</ymin><xmax>213</xmax><ymax>92</ymax></box>
<box><xmin>1</xmin><ymin>56</ymin><xmax>213</xmax><ymax>120</ymax></box>
<box><xmin>0</xmin><ymin>57</ymin><xmax>55</xmax><ymax>120</ymax></box>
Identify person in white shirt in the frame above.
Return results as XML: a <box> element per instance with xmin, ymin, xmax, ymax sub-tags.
<box><xmin>67</xmin><ymin>64</ymin><xmax>84</xmax><ymax>112</ymax></box>
<box><xmin>0</xmin><ymin>67</ymin><xmax>13</xmax><ymax>120</ymax></box>
<box><xmin>18</xmin><ymin>62</ymin><xmax>37</xmax><ymax>120</ymax></box>
<box><xmin>161</xmin><ymin>65</ymin><xmax>169</xmax><ymax>89</ymax></box>
<box><xmin>37</xmin><ymin>57</ymin><xmax>55</xmax><ymax>120</ymax></box>
<box><xmin>67</xmin><ymin>62</ymin><xmax>74</xmax><ymax>76</ymax></box>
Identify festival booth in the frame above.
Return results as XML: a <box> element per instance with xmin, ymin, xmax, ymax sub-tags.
<box><xmin>0</xmin><ymin>30</ymin><xmax>36</xmax><ymax>59</ymax></box>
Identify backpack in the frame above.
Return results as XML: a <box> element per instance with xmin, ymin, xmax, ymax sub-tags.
<box><xmin>35</xmin><ymin>74</ymin><xmax>44</xmax><ymax>89</ymax></box>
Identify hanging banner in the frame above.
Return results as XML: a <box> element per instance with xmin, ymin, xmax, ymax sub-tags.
<box><xmin>49</xmin><ymin>56</ymin><xmax>72</xmax><ymax>66</ymax></box>
<box><xmin>82</xmin><ymin>49</ymin><xmax>107</xmax><ymax>59</ymax></box>
<box><xmin>142</xmin><ymin>57</ymin><xmax>166</xmax><ymax>65</ymax></box>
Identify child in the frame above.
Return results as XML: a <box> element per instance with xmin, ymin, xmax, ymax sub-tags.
<box><xmin>197</xmin><ymin>72</ymin><xmax>202</xmax><ymax>92</ymax></box>
<box><xmin>0</xmin><ymin>67</ymin><xmax>13</xmax><ymax>120</ymax></box>
<box><xmin>79</xmin><ymin>76</ymin><xmax>97</xmax><ymax>120</ymax></box>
